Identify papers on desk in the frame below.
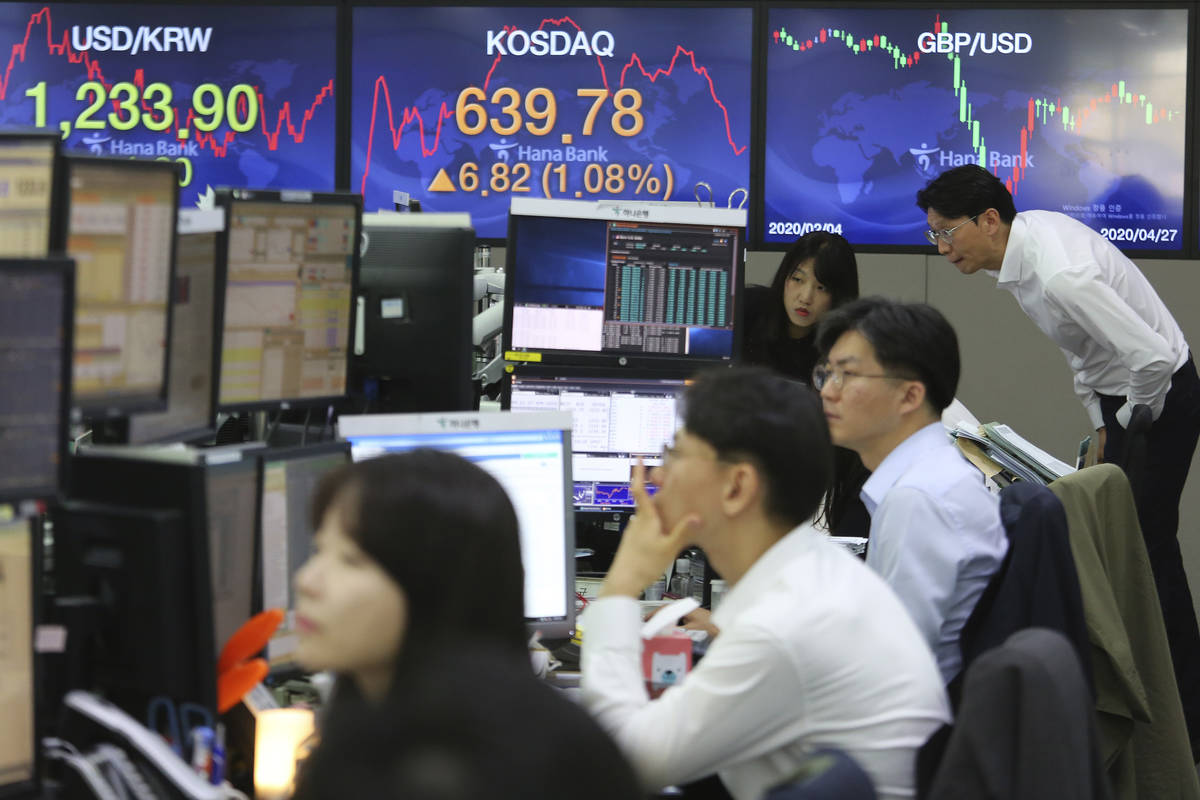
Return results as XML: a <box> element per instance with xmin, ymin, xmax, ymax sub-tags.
<box><xmin>950</xmin><ymin>422</ymin><xmax>1077</xmax><ymax>486</ymax></box>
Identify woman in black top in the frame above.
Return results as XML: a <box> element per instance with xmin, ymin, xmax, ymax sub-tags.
<box><xmin>743</xmin><ymin>231</ymin><xmax>870</xmax><ymax>538</ymax></box>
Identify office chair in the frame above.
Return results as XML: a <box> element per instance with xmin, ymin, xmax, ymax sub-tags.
<box><xmin>926</xmin><ymin>628</ymin><xmax>1111</xmax><ymax>800</ymax></box>
<box><xmin>764</xmin><ymin>748</ymin><xmax>876</xmax><ymax>800</ymax></box>
<box><xmin>953</xmin><ymin>480</ymin><xmax>1091</xmax><ymax>706</ymax></box>
<box><xmin>1049</xmin><ymin>465</ymin><xmax>1200</xmax><ymax>800</ymax></box>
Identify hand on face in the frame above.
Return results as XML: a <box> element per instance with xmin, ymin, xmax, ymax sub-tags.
<box><xmin>600</xmin><ymin>460</ymin><xmax>700</xmax><ymax>599</ymax></box>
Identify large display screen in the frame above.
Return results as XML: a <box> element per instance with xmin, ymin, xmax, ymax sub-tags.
<box><xmin>351</xmin><ymin>6</ymin><xmax>753</xmax><ymax>239</ymax></box>
<box><xmin>763</xmin><ymin>7</ymin><xmax>1189</xmax><ymax>251</ymax></box>
<box><xmin>0</xmin><ymin>3</ymin><xmax>338</xmax><ymax>208</ymax></box>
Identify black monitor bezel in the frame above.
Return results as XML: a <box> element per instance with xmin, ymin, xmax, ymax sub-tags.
<box><xmin>0</xmin><ymin>514</ymin><xmax>43</xmax><ymax>799</ymax></box>
<box><xmin>61</xmin><ymin>154</ymin><xmax>181</xmax><ymax>421</ymax></box>
<box><xmin>0</xmin><ymin>257</ymin><xmax>76</xmax><ymax>505</ymax></box>
<box><xmin>502</xmin><ymin>202</ymin><xmax>746</xmax><ymax>371</ymax></box>
<box><xmin>213</xmin><ymin>188</ymin><xmax>363</xmax><ymax>414</ymax></box>
<box><xmin>64</xmin><ymin>453</ymin><xmax>220</xmax><ymax>716</ymax></box>
<box><xmin>353</xmin><ymin>213</ymin><xmax>476</xmax><ymax>412</ymax></box>
<box><xmin>0</xmin><ymin>128</ymin><xmax>64</xmax><ymax>257</ymax></box>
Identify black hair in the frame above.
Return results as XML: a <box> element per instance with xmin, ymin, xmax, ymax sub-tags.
<box><xmin>815</xmin><ymin>297</ymin><xmax>961</xmax><ymax>413</ymax></box>
<box><xmin>681</xmin><ymin>366</ymin><xmax>833</xmax><ymax>527</ymax></box>
<box><xmin>309</xmin><ymin>450</ymin><xmax>527</xmax><ymax>689</ymax></box>
<box><xmin>916</xmin><ymin>164</ymin><xmax>1017</xmax><ymax>224</ymax></box>
<box><xmin>750</xmin><ymin>231</ymin><xmax>859</xmax><ymax>348</ymax></box>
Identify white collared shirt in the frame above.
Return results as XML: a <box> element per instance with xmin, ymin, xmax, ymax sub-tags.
<box><xmin>580</xmin><ymin>524</ymin><xmax>950</xmax><ymax>800</ymax></box>
<box><xmin>990</xmin><ymin>210</ymin><xmax>1187</xmax><ymax>428</ymax></box>
<box><xmin>862</xmin><ymin>422</ymin><xmax>1007</xmax><ymax>684</ymax></box>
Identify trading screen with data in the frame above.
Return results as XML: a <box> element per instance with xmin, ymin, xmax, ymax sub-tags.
<box><xmin>509</xmin><ymin>372</ymin><xmax>685</xmax><ymax>511</ymax></box>
<box><xmin>506</xmin><ymin>198</ymin><xmax>744</xmax><ymax>362</ymax></box>
<box><xmin>0</xmin><ymin>135</ymin><xmax>56</xmax><ymax>258</ymax></box>
<box><xmin>217</xmin><ymin>194</ymin><xmax>358</xmax><ymax>410</ymax></box>
<box><xmin>0</xmin><ymin>261</ymin><xmax>71</xmax><ymax>502</ymax></box>
<box><xmin>65</xmin><ymin>158</ymin><xmax>177</xmax><ymax>415</ymax></box>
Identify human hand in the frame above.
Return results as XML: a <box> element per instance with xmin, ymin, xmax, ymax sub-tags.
<box><xmin>1096</xmin><ymin>426</ymin><xmax>1106</xmax><ymax>462</ymax></box>
<box><xmin>600</xmin><ymin>460</ymin><xmax>699</xmax><ymax>599</ymax></box>
<box><xmin>680</xmin><ymin>607</ymin><xmax>721</xmax><ymax>640</ymax></box>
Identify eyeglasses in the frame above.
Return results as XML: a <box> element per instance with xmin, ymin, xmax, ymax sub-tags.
<box><xmin>925</xmin><ymin>214</ymin><xmax>980</xmax><ymax>246</ymax></box>
<box><xmin>812</xmin><ymin>363</ymin><xmax>901</xmax><ymax>392</ymax></box>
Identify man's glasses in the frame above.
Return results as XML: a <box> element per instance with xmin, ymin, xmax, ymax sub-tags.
<box><xmin>812</xmin><ymin>363</ymin><xmax>902</xmax><ymax>392</ymax></box>
<box><xmin>925</xmin><ymin>213</ymin><xmax>980</xmax><ymax>246</ymax></box>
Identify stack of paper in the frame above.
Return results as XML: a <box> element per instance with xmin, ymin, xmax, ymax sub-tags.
<box><xmin>982</xmin><ymin>422</ymin><xmax>1076</xmax><ymax>483</ymax></box>
<box><xmin>949</xmin><ymin>424</ymin><xmax>1047</xmax><ymax>486</ymax></box>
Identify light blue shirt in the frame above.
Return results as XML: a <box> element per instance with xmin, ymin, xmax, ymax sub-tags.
<box><xmin>861</xmin><ymin>422</ymin><xmax>1008</xmax><ymax>683</ymax></box>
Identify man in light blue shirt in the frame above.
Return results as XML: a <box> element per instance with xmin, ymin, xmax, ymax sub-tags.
<box><xmin>814</xmin><ymin>298</ymin><xmax>1007</xmax><ymax>683</ymax></box>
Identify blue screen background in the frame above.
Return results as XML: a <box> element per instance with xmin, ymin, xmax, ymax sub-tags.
<box><xmin>0</xmin><ymin>3</ymin><xmax>338</xmax><ymax>207</ymax></box>
<box><xmin>764</xmin><ymin>7</ymin><xmax>1188</xmax><ymax>250</ymax></box>
<box><xmin>351</xmin><ymin>6</ymin><xmax>753</xmax><ymax>239</ymax></box>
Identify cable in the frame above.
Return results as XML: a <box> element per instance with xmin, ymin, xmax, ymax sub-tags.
<box><xmin>264</xmin><ymin>412</ymin><xmax>281</xmax><ymax>445</ymax></box>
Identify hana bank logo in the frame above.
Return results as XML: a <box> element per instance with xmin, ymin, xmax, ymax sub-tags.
<box><xmin>908</xmin><ymin>142</ymin><xmax>1034</xmax><ymax>178</ymax></box>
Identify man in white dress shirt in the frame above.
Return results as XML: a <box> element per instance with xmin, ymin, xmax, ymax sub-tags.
<box><xmin>580</xmin><ymin>366</ymin><xmax>949</xmax><ymax>800</ymax></box>
<box><xmin>917</xmin><ymin>164</ymin><xmax>1200</xmax><ymax>741</ymax></box>
<box><xmin>814</xmin><ymin>298</ymin><xmax>1008</xmax><ymax>685</ymax></box>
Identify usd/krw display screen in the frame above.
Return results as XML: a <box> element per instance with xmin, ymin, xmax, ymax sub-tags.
<box><xmin>351</xmin><ymin>6</ymin><xmax>752</xmax><ymax>239</ymax></box>
<box><xmin>763</xmin><ymin>7</ymin><xmax>1188</xmax><ymax>251</ymax></box>
<box><xmin>0</xmin><ymin>3</ymin><xmax>337</xmax><ymax>208</ymax></box>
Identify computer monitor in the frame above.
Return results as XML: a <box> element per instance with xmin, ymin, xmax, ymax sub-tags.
<box><xmin>127</xmin><ymin>209</ymin><xmax>225</xmax><ymax>445</ymax></box>
<box><xmin>0</xmin><ymin>129</ymin><xmax>61</xmax><ymax>257</ymax></box>
<box><xmin>337</xmin><ymin>411</ymin><xmax>576</xmax><ymax>639</ymax></box>
<box><xmin>204</xmin><ymin>455</ymin><xmax>261</xmax><ymax>657</ymax></box>
<box><xmin>214</xmin><ymin>189</ymin><xmax>361</xmax><ymax>412</ymax></box>
<box><xmin>0</xmin><ymin>515</ymin><xmax>41</xmax><ymax>797</ymax></box>
<box><xmin>504</xmin><ymin>198</ymin><xmax>746</xmax><ymax>368</ymax></box>
<box><xmin>65</xmin><ymin>444</ymin><xmax>265</xmax><ymax>714</ymax></box>
<box><xmin>63</xmin><ymin>155</ymin><xmax>179</xmax><ymax>419</ymax></box>
<box><xmin>51</xmin><ymin>500</ymin><xmax>209</xmax><ymax>716</ymax></box>
<box><xmin>352</xmin><ymin>212</ymin><xmax>475</xmax><ymax>413</ymax></box>
<box><xmin>0</xmin><ymin>258</ymin><xmax>74</xmax><ymax>504</ymax></box>
<box><xmin>255</xmin><ymin>441</ymin><xmax>352</xmax><ymax>666</ymax></box>
<box><xmin>504</xmin><ymin>366</ymin><xmax>688</xmax><ymax>513</ymax></box>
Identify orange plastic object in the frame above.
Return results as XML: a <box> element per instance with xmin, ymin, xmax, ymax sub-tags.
<box><xmin>217</xmin><ymin>658</ymin><xmax>269</xmax><ymax>714</ymax></box>
<box><xmin>218</xmin><ymin>608</ymin><xmax>284</xmax><ymax>676</ymax></box>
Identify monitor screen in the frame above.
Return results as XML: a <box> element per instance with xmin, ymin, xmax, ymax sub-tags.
<box><xmin>257</xmin><ymin>442</ymin><xmax>351</xmax><ymax>666</ymax></box>
<box><xmin>505</xmin><ymin>198</ymin><xmax>745</xmax><ymax>366</ymax></box>
<box><xmin>354</xmin><ymin>212</ymin><xmax>475</xmax><ymax>413</ymax></box>
<box><xmin>507</xmin><ymin>369</ymin><xmax>686</xmax><ymax>511</ymax></box>
<box><xmin>205</xmin><ymin>458</ymin><xmax>259</xmax><ymax>656</ymax></box>
<box><xmin>0</xmin><ymin>516</ymin><xmax>36</xmax><ymax>794</ymax></box>
<box><xmin>128</xmin><ymin>209</ymin><xmax>224</xmax><ymax>444</ymax></box>
<box><xmin>0</xmin><ymin>132</ymin><xmax>58</xmax><ymax>257</ymax></box>
<box><xmin>64</xmin><ymin>156</ymin><xmax>179</xmax><ymax>418</ymax></box>
<box><xmin>215</xmin><ymin>190</ymin><xmax>361</xmax><ymax>411</ymax></box>
<box><xmin>350</xmin><ymin>5</ymin><xmax>753</xmax><ymax>239</ymax></box>
<box><xmin>338</xmin><ymin>411</ymin><xmax>575</xmax><ymax>639</ymax></box>
<box><xmin>64</xmin><ymin>445</ymin><xmax>265</xmax><ymax>715</ymax></box>
<box><xmin>0</xmin><ymin>3</ymin><xmax>338</xmax><ymax>208</ymax></box>
<box><xmin>0</xmin><ymin>258</ymin><xmax>74</xmax><ymax>504</ymax></box>
<box><xmin>762</xmin><ymin>6</ymin><xmax>1189</xmax><ymax>252</ymax></box>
